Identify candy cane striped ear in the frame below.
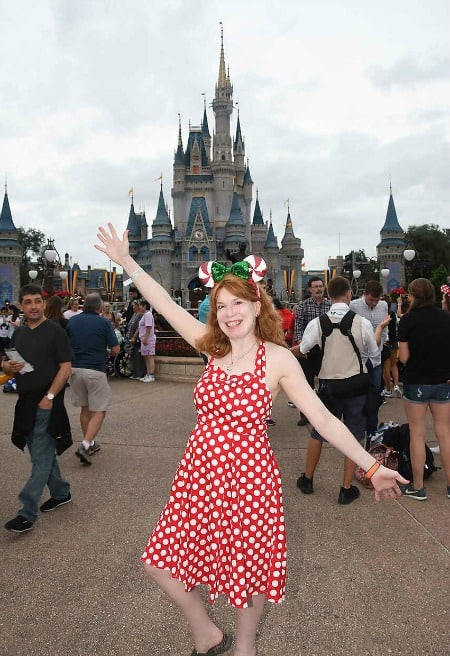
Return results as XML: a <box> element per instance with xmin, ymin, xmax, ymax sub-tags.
<box><xmin>243</xmin><ymin>255</ymin><xmax>267</xmax><ymax>283</ymax></box>
<box><xmin>198</xmin><ymin>261</ymin><xmax>215</xmax><ymax>288</ymax></box>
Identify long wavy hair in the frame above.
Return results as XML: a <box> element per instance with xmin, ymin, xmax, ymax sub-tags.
<box><xmin>195</xmin><ymin>275</ymin><xmax>286</xmax><ymax>357</ymax></box>
<box><xmin>408</xmin><ymin>278</ymin><xmax>435</xmax><ymax>310</ymax></box>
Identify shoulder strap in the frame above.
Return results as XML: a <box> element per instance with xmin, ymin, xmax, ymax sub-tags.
<box><xmin>339</xmin><ymin>310</ymin><xmax>355</xmax><ymax>334</ymax></box>
<box><xmin>319</xmin><ymin>314</ymin><xmax>333</xmax><ymax>357</ymax></box>
<box><xmin>320</xmin><ymin>310</ymin><xmax>364</xmax><ymax>374</ymax></box>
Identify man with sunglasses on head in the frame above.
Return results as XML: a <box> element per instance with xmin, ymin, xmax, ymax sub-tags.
<box><xmin>292</xmin><ymin>277</ymin><xmax>331</xmax><ymax>426</ymax></box>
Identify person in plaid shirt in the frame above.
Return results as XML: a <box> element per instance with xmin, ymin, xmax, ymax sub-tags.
<box><xmin>292</xmin><ymin>277</ymin><xmax>331</xmax><ymax>425</ymax></box>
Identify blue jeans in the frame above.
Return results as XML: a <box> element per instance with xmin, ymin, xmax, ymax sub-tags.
<box><xmin>366</xmin><ymin>362</ymin><xmax>382</xmax><ymax>435</ymax></box>
<box><xmin>18</xmin><ymin>408</ymin><xmax>70</xmax><ymax>524</ymax></box>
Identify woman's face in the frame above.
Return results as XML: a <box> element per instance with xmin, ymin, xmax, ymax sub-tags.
<box><xmin>215</xmin><ymin>287</ymin><xmax>260</xmax><ymax>339</ymax></box>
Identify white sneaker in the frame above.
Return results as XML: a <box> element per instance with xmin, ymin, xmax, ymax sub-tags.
<box><xmin>393</xmin><ymin>385</ymin><xmax>403</xmax><ymax>397</ymax></box>
<box><xmin>381</xmin><ymin>389</ymin><xmax>392</xmax><ymax>397</ymax></box>
<box><xmin>429</xmin><ymin>445</ymin><xmax>440</xmax><ymax>455</ymax></box>
<box><xmin>140</xmin><ymin>374</ymin><xmax>155</xmax><ymax>383</ymax></box>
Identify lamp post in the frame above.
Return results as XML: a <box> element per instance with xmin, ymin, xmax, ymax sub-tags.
<box><xmin>352</xmin><ymin>269</ymin><xmax>362</xmax><ymax>297</ymax></box>
<box><xmin>380</xmin><ymin>267</ymin><xmax>390</xmax><ymax>293</ymax></box>
<box><xmin>403</xmin><ymin>249</ymin><xmax>415</xmax><ymax>286</ymax></box>
<box><xmin>41</xmin><ymin>239</ymin><xmax>61</xmax><ymax>296</ymax></box>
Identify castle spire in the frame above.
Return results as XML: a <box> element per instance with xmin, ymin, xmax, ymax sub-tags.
<box><xmin>0</xmin><ymin>185</ymin><xmax>18</xmax><ymax>232</ymax></box>
<box><xmin>380</xmin><ymin>182</ymin><xmax>403</xmax><ymax>233</ymax></box>
<box><xmin>174</xmin><ymin>113</ymin><xmax>185</xmax><ymax>165</ymax></box>
<box><xmin>218</xmin><ymin>22</ymin><xmax>227</xmax><ymax>88</ymax></box>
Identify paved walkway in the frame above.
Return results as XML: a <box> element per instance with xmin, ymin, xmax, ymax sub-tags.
<box><xmin>1</xmin><ymin>379</ymin><xmax>448</xmax><ymax>656</ymax></box>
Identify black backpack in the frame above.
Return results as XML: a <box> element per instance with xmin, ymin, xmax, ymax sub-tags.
<box><xmin>317</xmin><ymin>311</ymin><xmax>370</xmax><ymax>399</ymax></box>
<box><xmin>381</xmin><ymin>423</ymin><xmax>438</xmax><ymax>480</ymax></box>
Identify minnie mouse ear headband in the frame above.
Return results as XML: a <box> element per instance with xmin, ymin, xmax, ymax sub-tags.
<box><xmin>199</xmin><ymin>255</ymin><xmax>267</xmax><ymax>293</ymax></box>
<box><xmin>441</xmin><ymin>284</ymin><xmax>450</xmax><ymax>295</ymax></box>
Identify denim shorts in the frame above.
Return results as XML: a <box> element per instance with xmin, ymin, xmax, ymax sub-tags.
<box><xmin>403</xmin><ymin>382</ymin><xmax>450</xmax><ymax>404</ymax></box>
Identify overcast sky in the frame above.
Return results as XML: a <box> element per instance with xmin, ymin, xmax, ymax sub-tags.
<box><xmin>2</xmin><ymin>0</ymin><xmax>449</xmax><ymax>271</ymax></box>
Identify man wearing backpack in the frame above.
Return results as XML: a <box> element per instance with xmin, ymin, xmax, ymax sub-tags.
<box><xmin>294</xmin><ymin>277</ymin><xmax>389</xmax><ymax>504</ymax></box>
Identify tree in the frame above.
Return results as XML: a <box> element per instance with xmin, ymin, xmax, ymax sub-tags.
<box><xmin>429</xmin><ymin>264</ymin><xmax>449</xmax><ymax>298</ymax></box>
<box><xmin>404</xmin><ymin>224</ymin><xmax>450</xmax><ymax>274</ymax></box>
<box><xmin>17</xmin><ymin>226</ymin><xmax>46</xmax><ymax>264</ymax></box>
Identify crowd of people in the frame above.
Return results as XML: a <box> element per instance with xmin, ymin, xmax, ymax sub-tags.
<box><xmin>1</xmin><ymin>230</ymin><xmax>449</xmax><ymax>656</ymax></box>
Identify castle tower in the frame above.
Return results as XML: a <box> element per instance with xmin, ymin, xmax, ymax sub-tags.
<box><xmin>263</xmin><ymin>211</ymin><xmax>279</xmax><ymax>283</ymax></box>
<box><xmin>0</xmin><ymin>185</ymin><xmax>22</xmax><ymax>303</ymax></box>
<box><xmin>223</xmin><ymin>191</ymin><xmax>247</xmax><ymax>254</ymax></box>
<box><xmin>279</xmin><ymin>204</ymin><xmax>304</xmax><ymax>300</ymax></box>
<box><xmin>149</xmin><ymin>184</ymin><xmax>174</xmax><ymax>289</ymax></box>
<box><xmin>210</xmin><ymin>26</ymin><xmax>235</xmax><ymax>227</ymax></box>
<box><xmin>202</xmin><ymin>101</ymin><xmax>211</xmax><ymax>163</ymax></box>
<box><xmin>250</xmin><ymin>190</ymin><xmax>267</xmax><ymax>256</ymax></box>
<box><xmin>233</xmin><ymin>112</ymin><xmax>245</xmax><ymax>187</ymax></box>
<box><xmin>376</xmin><ymin>183</ymin><xmax>407</xmax><ymax>290</ymax></box>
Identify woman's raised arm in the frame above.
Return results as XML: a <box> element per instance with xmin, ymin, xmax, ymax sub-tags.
<box><xmin>95</xmin><ymin>223</ymin><xmax>206</xmax><ymax>348</ymax></box>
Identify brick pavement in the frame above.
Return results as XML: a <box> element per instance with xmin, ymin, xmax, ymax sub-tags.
<box><xmin>0</xmin><ymin>378</ymin><xmax>448</xmax><ymax>656</ymax></box>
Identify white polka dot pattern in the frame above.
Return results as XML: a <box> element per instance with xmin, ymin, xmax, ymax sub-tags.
<box><xmin>141</xmin><ymin>342</ymin><xmax>286</xmax><ymax>609</ymax></box>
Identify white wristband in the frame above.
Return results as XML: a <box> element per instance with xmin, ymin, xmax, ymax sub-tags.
<box><xmin>124</xmin><ymin>268</ymin><xmax>144</xmax><ymax>286</ymax></box>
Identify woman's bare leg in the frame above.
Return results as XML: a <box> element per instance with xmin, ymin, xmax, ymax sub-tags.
<box><xmin>234</xmin><ymin>594</ymin><xmax>266</xmax><ymax>656</ymax></box>
<box><xmin>404</xmin><ymin>401</ymin><xmax>428</xmax><ymax>489</ymax></box>
<box><xmin>143</xmin><ymin>565</ymin><xmax>223</xmax><ymax>653</ymax></box>
<box><xmin>430</xmin><ymin>402</ymin><xmax>450</xmax><ymax>485</ymax></box>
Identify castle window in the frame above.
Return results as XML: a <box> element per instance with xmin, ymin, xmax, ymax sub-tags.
<box><xmin>189</xmin><ymin>245</ymin><xmax>198</xmax><ymax>262</ymax></box>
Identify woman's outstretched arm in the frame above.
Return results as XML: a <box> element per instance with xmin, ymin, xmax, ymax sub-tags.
<box><xmin>95</xmin><ymin>223</ymin><xmax>206</xmax><ymax>348</ymax></box>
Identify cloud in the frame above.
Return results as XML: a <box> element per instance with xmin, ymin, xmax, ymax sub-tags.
<box><xmin>366</xmin><ymin>55</ymin><xmax>450</xmax><ymax>91</ymax></box>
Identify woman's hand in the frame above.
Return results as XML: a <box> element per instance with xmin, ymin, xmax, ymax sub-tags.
<box><xmin>371</xmin><ymin>466</ymin><xmax>409</xmax><ymax>502</ymax></box>
<box><xmin>95</xmin><ymin>223</ymin><xmax>130</xmax><ymax>267</ymax></box>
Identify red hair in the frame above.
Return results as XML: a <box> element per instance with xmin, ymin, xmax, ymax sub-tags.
<box><xmin>195</xmin><ymin>275</ymin><xmax>286</xmax><ymax>357</ymax></box>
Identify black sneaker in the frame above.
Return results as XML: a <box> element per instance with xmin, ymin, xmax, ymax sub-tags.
<box><xmin>265</xmin><ymin>418</ymin><xmax>276</xmax><ymax>426</ymax></box>
<box><xmin>4</xmin><ymin>515</ymin><xmax>34</xmax><ymax>533</ymax></box>
<box><xmin>338</xmin><ymin>485</ymin><xmax>360</xmax><ymax>505</ymax></box>
<box><xmin>297</xmin><ymin>414</ymin><xmax>308</xmax><ymax>427</ymax></box>
<box><xmin>75</xmin><ymin>445</ymin><xmax>91</xmax><ymax>465</ymax></box>
<box><xmin>297</xmin><ymin>473</ymin><xmax>314</xmax><ymax>494</ymax></box>
<box><xmin>404</xmin><ymin>485</ymin><xmax>427</xmax><ymax>500</ymax></box>
<box><xmin>88</xmin><ymin>441</ymin><xmax>101</xmax><ymax>455</ymax></box>
<box><xmin>40</xmin><ymin>492</ymin><xmax>72</xmax><ymax>513</ymax></box>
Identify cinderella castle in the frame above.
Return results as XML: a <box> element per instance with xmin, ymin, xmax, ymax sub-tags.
<box><xmin>125</xmin><ymin>30</ymin><xmax>304</xmax><ymax>302</ymax></box>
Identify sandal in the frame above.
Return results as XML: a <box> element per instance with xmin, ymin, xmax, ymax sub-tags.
<box><xmin>190</xmin><ymin>632</ymin><xmax>234</xmax><ymax>656</ymax></box>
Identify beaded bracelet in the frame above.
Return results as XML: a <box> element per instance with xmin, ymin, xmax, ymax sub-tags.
<box><xmin>365</xmin><ymin>461</ymin><xmax>381</xmax><ymax>479</ymax></box>
<box><xmin>123</xmin><ymin>268</ymin><xmax>144</xmax><ymax>286</ymax></box>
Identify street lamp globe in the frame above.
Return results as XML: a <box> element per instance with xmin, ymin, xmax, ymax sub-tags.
<box><xmin>381</xmin><ymin>268</ymin><xmax>390</xmax><ymax>278</ymax></box>
<box><xmin>28</xmin><ymin>270</ymin><xmax>38</xmax><ymax>281</ymax></box>
<box><xmin>352</xmin><ymin>269</ymin><xmax>362</xmax><ymax>279</ymax></box>
<box><xmin>59</xmin><ymin>271</ymin><xmax>68</xmax><ymax>281</ymax></box>
<box><xmin>44</xmin><ymin>248</ymin><xmax>58</xmax><ymax>263</ymax></box>
<box><xmin>403</xmin><ymin>249</ymin><xmax>415</xmax><ymax>262</ymax></box>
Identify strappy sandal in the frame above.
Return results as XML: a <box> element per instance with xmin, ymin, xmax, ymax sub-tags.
<box><xmin>190</xmin><ymin>632</ymin><xmax>234</xmax><ymax>656</ymax></box>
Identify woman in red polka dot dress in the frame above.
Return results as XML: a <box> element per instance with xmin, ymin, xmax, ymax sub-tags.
<box><xmin>95</xmin><ymin>224</ymin><xmax>408</xmax><ymax>656</ymax></box>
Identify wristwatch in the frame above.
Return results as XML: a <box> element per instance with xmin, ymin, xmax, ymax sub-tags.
<box><xmin>46</xmin><ymin>393</ymin><xmax>55</xmax><ymax>401</ymax></box>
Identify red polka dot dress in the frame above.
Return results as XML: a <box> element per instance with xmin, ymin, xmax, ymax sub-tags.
<box><xmin>141</xmin><ymin>342</ymin><xmax>286</xmax><ymax>609</ymax></box>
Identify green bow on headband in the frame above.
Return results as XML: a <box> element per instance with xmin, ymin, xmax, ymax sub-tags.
<box><xmin>211</xmin><ymin>261</ymin><xmax>250</xmax><ymax>283</ymax></box>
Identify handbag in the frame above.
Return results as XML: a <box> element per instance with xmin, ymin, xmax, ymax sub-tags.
<box><xmin>355</xmin><ymin>444</ymin><xmax>399</xmax><ymax>489</ymax></box>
